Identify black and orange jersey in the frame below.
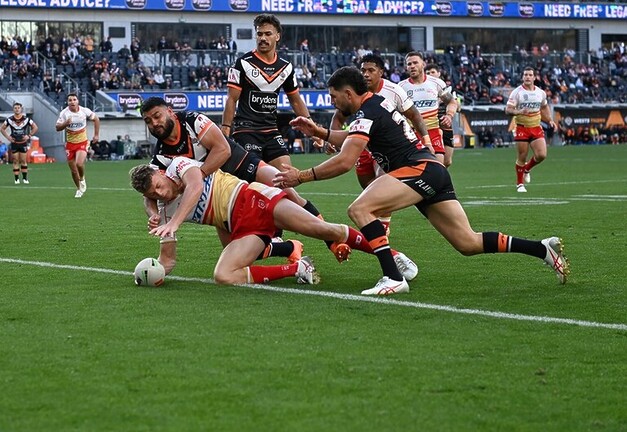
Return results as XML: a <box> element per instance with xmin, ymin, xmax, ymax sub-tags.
<box><xmin>227</xmin><ymin>50</ymin><xmax>299</xmax><ymax>133</ymax></box>
<box><xmin>347</xmin><ymin>93</ymin><xmax>437</xmax><ymax>173</ymax></box>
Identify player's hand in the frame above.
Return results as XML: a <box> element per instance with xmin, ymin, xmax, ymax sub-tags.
<box><xmin>147</xmin><ymin>214</ymin><xmax>161</xmax><ymax>231</ymax></box>
<box><xmin>439</xmin><ymin>114</ymin><xmax>453</xmax><ymax>128</ymax></box>
<box><xmin>289</xmin><ymin>116</ymin><xmax>317</xmax><ymax>136</ymax></box>
<box><xmin>150</xmin><ymin>220</ymin><xmax>180</xmax><ymax>238</ymax></box>
<box><xmin>312</xmin><ymin>137</ymin><xmax>337</xmax><ymax>155</ymax></box>
<box><xmin>273</xmin><ymin>164</ymin><xmax>301</xmax><ymax>188</ymax></box>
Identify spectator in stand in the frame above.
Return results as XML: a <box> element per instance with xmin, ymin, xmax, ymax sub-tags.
<box><xmin>181</xmin><ymin>42</ymin><xmax>192</xmax><ymax>66</ymax></box>
<box><xmin>195</xmin><ymin>37</ymin><xmax>207</xmax><ymax>66</ymax></box>
<box><xmin>153</xmin><ymin>69</ymin><xmax>165</xmax><ymax>89</ymax></box>
<box><xmin>130</xmin><ymin>37</ymin><xmax>141</xmax><ymax>62</ymax></box>
<box><xmin>198</xmin><ymin>76</ymin><xmax>210</xmax><ymax>90</ymax></box>
<box><xmin>169</xmin><ymin>42</ymin><xmax>181</xmax><ymax>66</ymax></box>
<box><xmin>118</xmin><ymin>44</ymin><xmax>131</xmax><ymax>61</ymax></box>
<box><xmin>100</xmin><ymin>36</ymin><xmax>113</xmax><ymax>53</ymax></box>
<box><xmin>83</xmin><ymin>35</ymin><xmax>94</xmax><ymax>58</ymax></box>
<box><xmin>157</xmin><ymin>36</ymin><xmax>168</xmax><ymax>67</ymax></box>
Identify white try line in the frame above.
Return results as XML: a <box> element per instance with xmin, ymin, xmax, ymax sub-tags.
<box><xmin>2</xmin><ymin>257</ymin><xmax>625</xmax><ymax>332</ymax></box>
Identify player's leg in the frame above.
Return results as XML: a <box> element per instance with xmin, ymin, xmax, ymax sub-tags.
<box><xmin>524</xmin><ymin>136</ymin><xmax>547</xmax><ymax>179</ymax></box>
<box><xmin>75</xmin><ymin>149</ymin><xmax>88</xmax><ymax>193</ymax></box>
<box><xmin>347</xmin><ymin>175</ymin><xmax>423</xmax><ymax>288</ymax></box>
<box><xmin>18</xmin><ymin>151</ymin><xmax>28</xmax><ymax>183</ymax></box>
<box><xmin>214</xmin><ymin>234</ymin><xmax>316</xmax><ymax>285</ymax></box>
<box><xmin>425</xmin><ymin>200</ymin><xmax>569</xmax><ymax>283</ymax></box>
<box><xmin>515</xmin><ymin>140</ymin><xmax>529</xmax><ymax>192</ymax></box>
<box><xmin>12</xmin><ymin>150</ymin><xmax>20</xmax><ymax>183</ymax></box>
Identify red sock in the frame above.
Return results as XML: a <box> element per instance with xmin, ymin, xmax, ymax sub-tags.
<box><xmin>515</xmin><ymin>163</ymin><xmax>525</xmax><ymax>185</ymax></box>
<box><xmin>248</xmin><ymin>263</ymin><xmax>298</xmax><ymax>283</ymax></box>
<box><xmin>344</xmin><ymin>226</ymin><xmax>374</xmax><ymax>254</ymax></box>
<box><xmin>524</xmin><ymin>157</ymin><xmax>539</xmax><ymax>171</ymax></box>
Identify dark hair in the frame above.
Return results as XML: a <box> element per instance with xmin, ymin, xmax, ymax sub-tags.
<box><xmin>67</xmin><ymin>92</ymin><xmax>78</xmax><ymax>99</ymax></box>
<box><xmin>424</xmin><ymin>64</ymin><xmax>439</xmax><ymax>73</ymax></box>
<box><xmin>254</xmin><ymin>14</ymin><xmax>282</xmax><ymax>34</ymax></box>
<box><xmin>129</xmin><ymin>164</ymin><xmax>157</xmax><ymax>193</ymax></box>
<box><xmin>523</xmin><ymin>66</ymin><xmax>536</xmax><ymax>73</ymax></box>
<box><xmin>405</xmin><ymin>51</ymin><xmax>424</xmax><ymax>60</ymax></box>
<box><xmin>327</xmin><ymin>66</ymin><xmax>368</xmax><ymax>95</ymax></box>
<box><xmin>12</xmin><ymin>102</ymin><xmax>22</xmax><ymax>107</ymax></box>
<box><xmin>360</xmin><ymin>54</ymin><xmax>385</xmax><ymax>71</ymax></box>
<box><xmin>140</xmin><ymin>96</ymin><xmax>169</xmax><ymax>115</ymax></box>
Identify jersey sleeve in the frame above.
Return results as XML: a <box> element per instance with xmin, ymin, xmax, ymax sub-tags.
<box><xmin>281</xmin><ymin>65</ymin><xmax>300</xmax><ymax>94</ymax></box>
<box><xmin>227</xmin><ymin>58</ymin><xmax>243</xmax><ymax>89</ymax></box>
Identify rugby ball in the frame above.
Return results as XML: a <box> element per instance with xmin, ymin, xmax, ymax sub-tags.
<box><xmin>134</xmin><ymin>258</ymin><xmax>165</xmax><ymax>287</ymax></box>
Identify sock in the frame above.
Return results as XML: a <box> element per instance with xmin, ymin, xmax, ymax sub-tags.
<box><xmin>524</xmin><ymin>157</ymin><xmax>539</xmax><ymax>172</ymax></box>
<box><xmin>515</xmin><ymin>163</ymin><xmax>525</xmax><ymax>185</ymax></box>
<box><xmin>342</xmin><ymin>226</ymin><xmax>374</xmax><ymax>254</ymax></box>
<box><xmin>256</xmin><ymin>241</ymin><xmax>295</xmax><ymax>260</ymax></box>
<box><xmin>21</xmin><ymin>165</ymin><xmax>28</xmax><ymax>180</ymax></box>
<box><xmin>379</xmin><ymin>216</ymin><xmax>391</xmax><ymax>235</ymax></box>
<box><xmin>361</xmin><ymin>220</ymin><xmax>403</xmax><ymax>280</ymax></box>
<box><xmin>13</xmin><ymin>169</ymin><xmax>19</xmax><ymax>181</ymax></box>
<box><xmin>247</xmin><ymin>262</ymin><xmax>298</xmax><ymax>283</ymax></box>
<box><xmin>482</xmin><ymin>232</ymin><xmax>545</xmax><ymax>259</ymax></box>
<box><xmin>303</xmin><ymin>200</ymin><xmax>321</xmax><ymax>218</ymax></box>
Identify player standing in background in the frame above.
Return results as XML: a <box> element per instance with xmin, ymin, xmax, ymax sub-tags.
<box><xmin>505</xmin><ymin>66</ymin><xmax>557</xmax><ymax>193</ymax></box>
<box><xmin>328</xmin><ymin>55</ymin><xmax>432</xmax><ymax>235</ymax></box>
<box><xmin>400</xmin><ymin>52</ymin><xmax>458</xmax><ymax>166</ymax></box>
<box><xmin>55</xmin><ymin>93</ymin><xmax>100</xmax><ymax>198</ymax></box>
<box><xmin>425</xmin><ymin>64</ymin><xmax>460</xmax><ymax>168</ymax></box>
<box><xmin>222</xmin><ymin>14</ymin><xmax>311</xmax><ymax>170</ymax></box>
<box><xmin>1</xmin><ymin>102</ymin><xmax>38</xmax><ymax>184</ymax></box>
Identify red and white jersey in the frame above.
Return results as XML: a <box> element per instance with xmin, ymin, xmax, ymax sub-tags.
<box><xmin>374</xmin><ymin>78</ymin><xmax>414</xmax><ymax>114</ymax></box>
<box><xmin>160</xmin><ymin>157</ymin><xmax>246</xmax><ymax>230</ymax></box>
<box><xmin>506</xmin><ymin>85</ymin><xmax>547</xmax><ymax>128</ymax></box>
<box><xmin>399</xmin><ymin>74</ymin><xmax>447</xmax><ymax>130</ymax></box>
<box><xmin>56</xmin><ymin>106</ymin><xmax>96</xmax><ymax>144</ymax></box>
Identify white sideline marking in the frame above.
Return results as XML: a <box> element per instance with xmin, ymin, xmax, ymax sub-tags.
<box><xmin>2</xmin><ymin>257</ymin><xmax>625</xmax><ymax>332</ymax></box>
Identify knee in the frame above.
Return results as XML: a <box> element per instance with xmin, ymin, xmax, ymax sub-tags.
<box><xmin>346</xmin><ymin>202</ymin><xmax>365</xmax><ymax>223</ymax></box>
<box><xmin>534</xmin><ymin>153</ymin><xmax>546</xmax><ymax>162</ymax></box>
<box><xmin>213</xmin><ymin>270</ymin><xmax>232</xmax><ymax>285</ymax></box>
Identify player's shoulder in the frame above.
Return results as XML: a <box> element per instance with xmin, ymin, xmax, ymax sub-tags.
<box><xmin>426</xmin><ymin>75</ymin><xmax>446</xmax><ymax>88</ymax></box>
<box><xmin>380</xmin><ymin>79</ymin><xmax>408</xmax><ymax>98</ymax></box>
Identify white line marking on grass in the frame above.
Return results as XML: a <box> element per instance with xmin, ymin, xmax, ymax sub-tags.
<box><xmin>3</xmin><ymin>257</ymin><xmax>626</xmax><ymax>332</ymax></box>
<box><xmin>464</xmin><ymin>179</ymin><xmax>623</xmax><ymax>190</ymax></box>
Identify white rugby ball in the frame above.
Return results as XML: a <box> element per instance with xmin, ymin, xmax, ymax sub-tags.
<box><xmin>134</xmin><ymin>258</ymin><xmax>165</xmax><ymax>287</ymax></box>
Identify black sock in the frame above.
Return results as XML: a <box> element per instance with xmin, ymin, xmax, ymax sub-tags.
<box><xmin>482</xmin><ymin>232</ymin><xmax>544</xmax><ymax>259</ymax></box>
<box><xmin>361</xmin><ymin>220</ymin><xmax>403</xmax><ymax>280</ymax></box>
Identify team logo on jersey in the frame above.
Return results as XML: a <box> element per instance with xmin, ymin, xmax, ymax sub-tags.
<box><xmin>251</xmin><ymin>69</ymin><xmax>260</xmax><ymax>78</ymax></box>
<box><xmin>355</xmin><ymin>110</ymin><xmax>365</xmax><ymax>119</ymax></box>
<box><xmin>228</xmin><ymin>68</ymin><xmax>240</xmax><ymax>83</ymax></box>
<box><xmin>249</xmin><ymin>91</ymin><xmax>277</xmax><ymax>114</ymax></box>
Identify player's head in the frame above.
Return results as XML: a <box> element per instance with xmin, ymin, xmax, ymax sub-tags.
<box><xmin>254</xmin><ymin>14</ymin><xmax>281</xmax><ymax>54</ymax></box>
<box><xmin>327</xmin><ymin>66</ymin><xmax>368</xmax><ymax>117</ymax></box>
<box><xmin>140</xmin><ymin>97</ymin><xmax>176</xmax><ymax>141</ymax></box>
<box><xmin>129</xmin><ymin>164</ymin><xmax>177</xmax><ymax>201</ymax></box>
<box><xmin>404</xmin><ymin>51</ymin><xmax>425</xmax><ymax>79</ymax></box>
<box><xmin>12</xmin><ymin>102</ymin><xmax>23</xmax><ymax>114</ymax></box>
<box><xmin>522</xmin><ymin>66</ymin><xmax>535</xmax><ymax>86</ymax></box>
<box><xmin>359</xmin><ymin>54</ymin><xmax>385</xmax><ymax>91</ymax></box>
<box><xmin>425</xmin><ymin>64</ymin><xmax>440</xmax><ymax>78</ymax></box>
<box><xmin>66</xmin><ymin>93</ymin><xmax>79</xmax><ymax>110</ymax></box>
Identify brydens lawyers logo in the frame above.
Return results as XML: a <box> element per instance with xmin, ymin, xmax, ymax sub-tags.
<box><xmin>164</xmin><ymin>93</ymin><xmax>189</xmax><ymax>110</ymax></box>
<box><xmin>467</xmin><ymin>2</ymin><xmax>484</xmax><ymax>16</ymax></box>
<box><xmin>434</xmin><ymin>1</ymin><xmax>452</xmax><ymax>15</ymax></box>
<box><xmin>488</xmin><ymin>2</ymin><xmax>505</xmax><ymax>16</ymax></box>
<box><xmin>118</xmin><ymin>93</ymin><xmax>143</xmax><ymax>110</ymax></box>
<box><xmin>518</xmin><ymin>2</ymin><xmax>534</xmax><ymax>17</ymax></box>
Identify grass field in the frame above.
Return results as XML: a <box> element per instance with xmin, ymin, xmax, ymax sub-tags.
<box><xmin>1</xmin><ymin>144</ymin><xmax>626</xmax><ymax>431</ymax></box>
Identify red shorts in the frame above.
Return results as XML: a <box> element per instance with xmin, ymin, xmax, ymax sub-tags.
<box><xmin>355</xmin><ymin>149</ymin><xmax>375</xmax><ymax>177</ymax></box>
<box><xmin>65</xmin><ymin>142</ymin><xmax>88</xmax><ymax>161</ymax></box>
<box><xmin>514</xmin><ymin>125</ymin><xmax>545</xmax><ymax>143</ymax></box>
<box><xmin>427</xmin><ymin>128</ymin><xmax>445</xmax><ymax>154</ymax></box>
<box><xmin>229</xmin><ymin>184</ymin><xmax>287</xmax><ymax>241</ymax></box>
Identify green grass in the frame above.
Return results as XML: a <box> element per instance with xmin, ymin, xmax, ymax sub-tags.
<box><xmin>1</xmin><ymin>145</ymin><xmax>626</xmax><ymax>431</ymax></box>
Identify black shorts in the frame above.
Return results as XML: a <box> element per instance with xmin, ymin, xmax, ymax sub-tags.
<box><xmin>221</xmin><ymin>140</ymin><xmax>260</xmax><ymax>183</ymax></box>
<box><xmin>232</xmin><ymin>131</ymin><xmax>288</xmax><ymax>163</ymax></box>
<box><xmin>11</xmin><ymin>143</ymin><xmax>28</xmax><ymax>153</ymax></box>
<box><xmin>390</xmin><ymin>161</ymin><xmax>457</xmax><ymax>217</ymax></box>
<box><xmin>442</xmin><ymin>128</ymin><xmax>454</xmax><ymax>148</ymax></box>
